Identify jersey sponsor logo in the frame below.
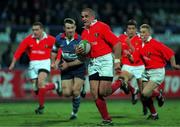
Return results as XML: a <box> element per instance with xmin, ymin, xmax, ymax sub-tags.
<box><xmin>32</xmin><ymin>50</ymin><xmax>46</xmax><ymax>54</ymax></box>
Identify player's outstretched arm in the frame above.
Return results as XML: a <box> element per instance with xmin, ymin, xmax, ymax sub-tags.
<box><xmin>59</xmin><ymin>59</ymin><xmax>83</xmax><ymax>71</ymax></box>
<box><xmin>9</xmin><ymin>57</ymin><xmax>17</xmax><ymax>70</ymax></box>
<box><xmin>113</xmin><ymin>42</ymin><xmax>121</xmax><ymax>72</ymax></box>
<box><xmin>170</xmin><ymin>56</ymin><xmax>180</xmax><ymax>70</ymax></box>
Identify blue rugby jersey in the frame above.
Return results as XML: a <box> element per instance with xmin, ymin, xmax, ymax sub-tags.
<box><xmin>53</xmin><ymin>33</ymin><xmax>81</xmax><ymax>61</ymax></box>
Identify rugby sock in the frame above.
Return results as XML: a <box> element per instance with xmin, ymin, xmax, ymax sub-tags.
<box><xmin>38</xmin><ymin>83</ymin><xmax>56</xmax><ymax>108</ymax></box>
<box><xmin>38</xmin><ymin>88</ymin><xmax>46</xmax><ymax>107</ymax></box>
<box><xmin>146</xmin><ymin>97</ymin><xmax>157</xmax><ymax>114</ymax></box>
<box><xmin>72</xmin><ymin>95</ymin><xmax>81</xmax><ymax>114</ymax></box>
<box><xmin>111</xmin><ymin>80</ymin><xmax>122</xmax><ymax>93</ymax></box>
<box><xmin>95</xmin><ymin>97</ymin><xmax>111</xmax><ymax>120</ymax></box>
<box><xmin>44</xmin><ymin>83</ymin><xmax>55</xmax><ymax>91</ymax></box>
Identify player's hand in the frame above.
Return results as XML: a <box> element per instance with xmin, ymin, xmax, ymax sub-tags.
<box><xmin>114</xmin><ymin>62</ymin><xmax>121</xmax><ymax>75</ymax></box>
<box><xmin>126</xmin><ymin>37</ymin><xmax>135</xmax><ymax>52</ymax></box>
<box><xmin>75</xmin><ymin>45</ymin><xmax>85</xmax><ymax>55</ymax></box>
<box><xmin>124</xmin><ymin>50</ymin><xmax>134</xmax><ymax>63</ymax></box>
<box><xmin>59</xmin><ymin>60</ymin><xmax>68</xmax><ymax>71</ymax></box>
<box><xmin>51</xmin><ymin>60</ymin><xmax>60</xmax><ymax>70</ymax></box>
<box><xmin>127</xmin><ymin>53</ymin><xmax>134</xmax><ymax>63</ymax></box>
<box><xmin>126</xmin><ymin>37</ymin><xmax>131</xmax><ymax>45</ymax></box>
<box><xmin>172</xmin><ymin>64</ymin><xmax>180</xmax><ymax>70</ymax></box>
<box><xmin>51</xmin><ymin>62</ymin><xmax>57</xmax><ymax>69</ymax></box>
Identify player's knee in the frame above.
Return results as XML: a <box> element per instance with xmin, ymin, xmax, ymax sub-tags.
<box><xmin>90</xmin><ymin>90</ymin><xmax>98</xmax><ymax>100</ymax></box>
<box><xmin>37</xmin><ymin>81</ymin><xmax>44</xmax><ymax>88</ymax></box>
<box><xmin>105</xmin><ymin>89</ymin><xmax>112</xmax><ymax>96</ymax></box>
<box><xmin>99</xmin><ymin>90</ymin><xmax>107</xmax><ymax>97</ymax></box>
<box><xmin>142</xmin><ymin>90</ymin><xmax>150</xmax><ymax>97</ymax></box>
<box><xmin>73</xmin><ymin>90</ymin><xmax>80</xmax><ymax>97</ymax></box>
<box><xmin>63</xmin><ymin>90</ymin><xmax>72</xmax><ymax>97</ymax></box>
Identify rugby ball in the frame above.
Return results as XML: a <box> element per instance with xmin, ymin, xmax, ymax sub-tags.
<box><xmin>79</xmin><ymin>40</ymin><xmax>91</xmax><ymax>54</ymax></box>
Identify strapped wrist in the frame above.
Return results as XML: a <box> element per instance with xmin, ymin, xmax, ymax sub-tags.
<box><xmin>114</xmin><ymin>59</ymin><xmax>120</xmax><ymax>63</ymax></box>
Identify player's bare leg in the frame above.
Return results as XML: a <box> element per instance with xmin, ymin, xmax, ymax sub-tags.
<box><xmin>142</xmin><ymin>82</ymin><xmax>159</xmax><ymax>120</ymax></box>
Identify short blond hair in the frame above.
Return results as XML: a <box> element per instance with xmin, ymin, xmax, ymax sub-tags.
<box><xmin>140</xmin><ymin>24</ymin><xmax>152</xmax><ymax>33</ymax></box>
<box><xmin>82</xmin><ymin>8</ymin><xmax>96</xmax><ymax>17</ymax></box>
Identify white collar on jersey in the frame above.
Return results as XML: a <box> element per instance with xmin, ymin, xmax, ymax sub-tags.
<box><xmin>146</xmin><ymin>36</ymin><xmax>152</xmax><ymax>42</ymax></box>
<box><xmin>142</xmin><ymin>36</ymin><xmax>152</xmax><ymax>47</ymax></box>
<box><xmin>124</xmin><ymin>32</ymin><xmax>140</xmax><ymax>37</ymax></box>
<box><xmin>90</xmin><ymin>19</ymin><xmax>97</xmax><ymax>26</ymax></box>
<box><xmin>32</xmin><ymin>32</ymin><xmax>48</xmax><ymax>40</ymax></box>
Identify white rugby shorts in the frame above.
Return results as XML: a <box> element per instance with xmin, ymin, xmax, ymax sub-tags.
<box><xmin>142</xmin><ymin>67</ymin><xmax>165</xmax><ymax>85</ymax></box>
<box><xmin>88</xmin><ymin>53</ymin><xmax>113</xmax><ymax>77</ymax></box>
<box><xmin>121</xmin><ymin>64</ymin><xmax>145</xmax><ymax>79</ymax></box>
<box><xmin>27</xmin><ymin>59</ymin><xmax>51</xmax><ymax>79</ymax></box>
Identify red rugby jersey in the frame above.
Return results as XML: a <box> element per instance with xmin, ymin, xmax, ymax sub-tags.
<box><xmin>119</xmin><ymin>34</ymin><xmax>144</xmax><ymax>66</ymax></box>
<box><xmin>14</xmin><ymin>34</ymin><xmax>55</xmax><ymax>61</ymax></box>
<box><xmin>81</xmin><ymin>21</ymin><xmax>119</xmax><ymax>58</ymax></box>
<box><xmin>140</xmin><ymin>38</ymin><xmax>174</xmax><ymax>69</ymax></box>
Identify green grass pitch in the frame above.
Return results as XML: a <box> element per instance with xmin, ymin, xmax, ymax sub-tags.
<box><xmin>0</xmin><ymin>99</ymin><xmax>179</xmax><ymax>127</ymax></box>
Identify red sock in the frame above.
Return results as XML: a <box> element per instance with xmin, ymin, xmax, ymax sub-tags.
<box><xmin>128</xmin><ymin>84</ymin><xmax>135</xmax><ymax>94</ymax></box>
<box><xmin>95</xmin><ymin>97</ymin><xmax>111</xmax><ymax>120</ymax></box>
<box><xmin>111</xmin><ymin>80</ymin><xmax>122</xmax><ymax>94</ymax></box>
<box><xmin>45</xmin><ymin>83</ymin><xmax>55</xmax><ymax>91</ymax></box>
<box><xmin>147</xmin><ymin>98</ymin><xmax>157</xmax><ymax>114</ymax></box>
<box><xmin>151</xmin><ymin>90</ymin><xmax>160</xmax><ymax>98</ymax></box>
<box><xmin>38</xmin><ymin>88</ymin><xmax>46</xmax><ymax>107</ymax></box>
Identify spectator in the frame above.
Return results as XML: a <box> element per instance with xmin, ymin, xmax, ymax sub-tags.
<box><xmin>1</xmin><ymin>43</ymin><xmax>13</xmax><ymax>69</ymax></box>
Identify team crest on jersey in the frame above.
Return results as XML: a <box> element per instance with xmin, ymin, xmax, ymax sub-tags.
<box><xmin>94</xmin><ymin>33</ymin><xmax>99</xmax><ymax>37</ymax></box>
<box><xmin>135</xmin><ymin>41</ymin><xmax>138</xmax><ymax>45</ymax></box>
<box><xmin>45</xmin><ymin>44</ymin><xmax>49</xmax><ymax>48</ymax></box>
<box><xmin>147</xmin><ymin>52</ymin><xmax>151</xmax><ymax>57</ymax></box>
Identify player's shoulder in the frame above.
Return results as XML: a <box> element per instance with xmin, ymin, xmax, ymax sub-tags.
<box><xmin>133</xmin><ymin>35</ymin><xmax>142</xmax><ymax>42</ymax></box>
<box><xmin>74</xmin><ymin>33</ymin><xmax>81</xmax><ymax>41</ymax></box>
<box><xmin>55</xmin><ymin>33</ymin><xmax>64</xmax><ymax>41</ymax></box>
<box><xmin>150</xmin><ymin>38</ymin><xmax>161</xmax><ymax>44</ymax></box>
<box><xmin>25</xmin><ymin>34</ymin><xmax>33</xmax><ymax>39</ymax></box>
<box><xmin>47</xmin><ymin>34</ymin><xmax>55</xmax><ymax>38</ymax></box>
<box><xmin>47</xmin><ymin>34</ymin><xmax>56</xmax><ymax>40</ymax></box>
<box><xmin>119</xmin><ymin>34</ymin><xmax>127</xmax><ymax>41</ymax></box>
<box><xmin>22</xmin><ymin>34</ymin><xmax>33</xmax><ymax>43</ymax></box>
<box><xmin>119</xmin><ymin>33</ymin><xmax>127</xmax><ymax>38</ymax></box>
<box><xmin>97</xmin><ymin>21</ymin><xmax>110</xmax><ymax>28</ymax></box>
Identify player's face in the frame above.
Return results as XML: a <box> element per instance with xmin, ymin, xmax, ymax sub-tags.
<box><xmin>64</xmin><ymin>23</ymin><xmax>76</xmax><ymax>39</ymax></box>
<box><xmin>32</xmin><ymin>25</ymin><xmax>43</xmax><ymax>39</ymax></box>
<box><xmin>127</xmin><ymin>25</ymin><xmax>136</xmax><ymax>38</ymax></box>
<box><xmin>81</xmin><ymin>11</ymin><xmax>95</xmax><ymax>28</ymax></box>
<box><xmin>140</xmin><ymin>28</ymin><xmax>150</xmax><ymax>42</ymax></box>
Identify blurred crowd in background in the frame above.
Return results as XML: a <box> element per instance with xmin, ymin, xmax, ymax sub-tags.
<box><xmin>1</xmin><ymin>0</ymin><xmax>180</xmax><ymax>32</ymax></box>
<box><xmin>0</xmin><ymin>0</ymin><xmax>180</xmax><ymax>69</ymax></box>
